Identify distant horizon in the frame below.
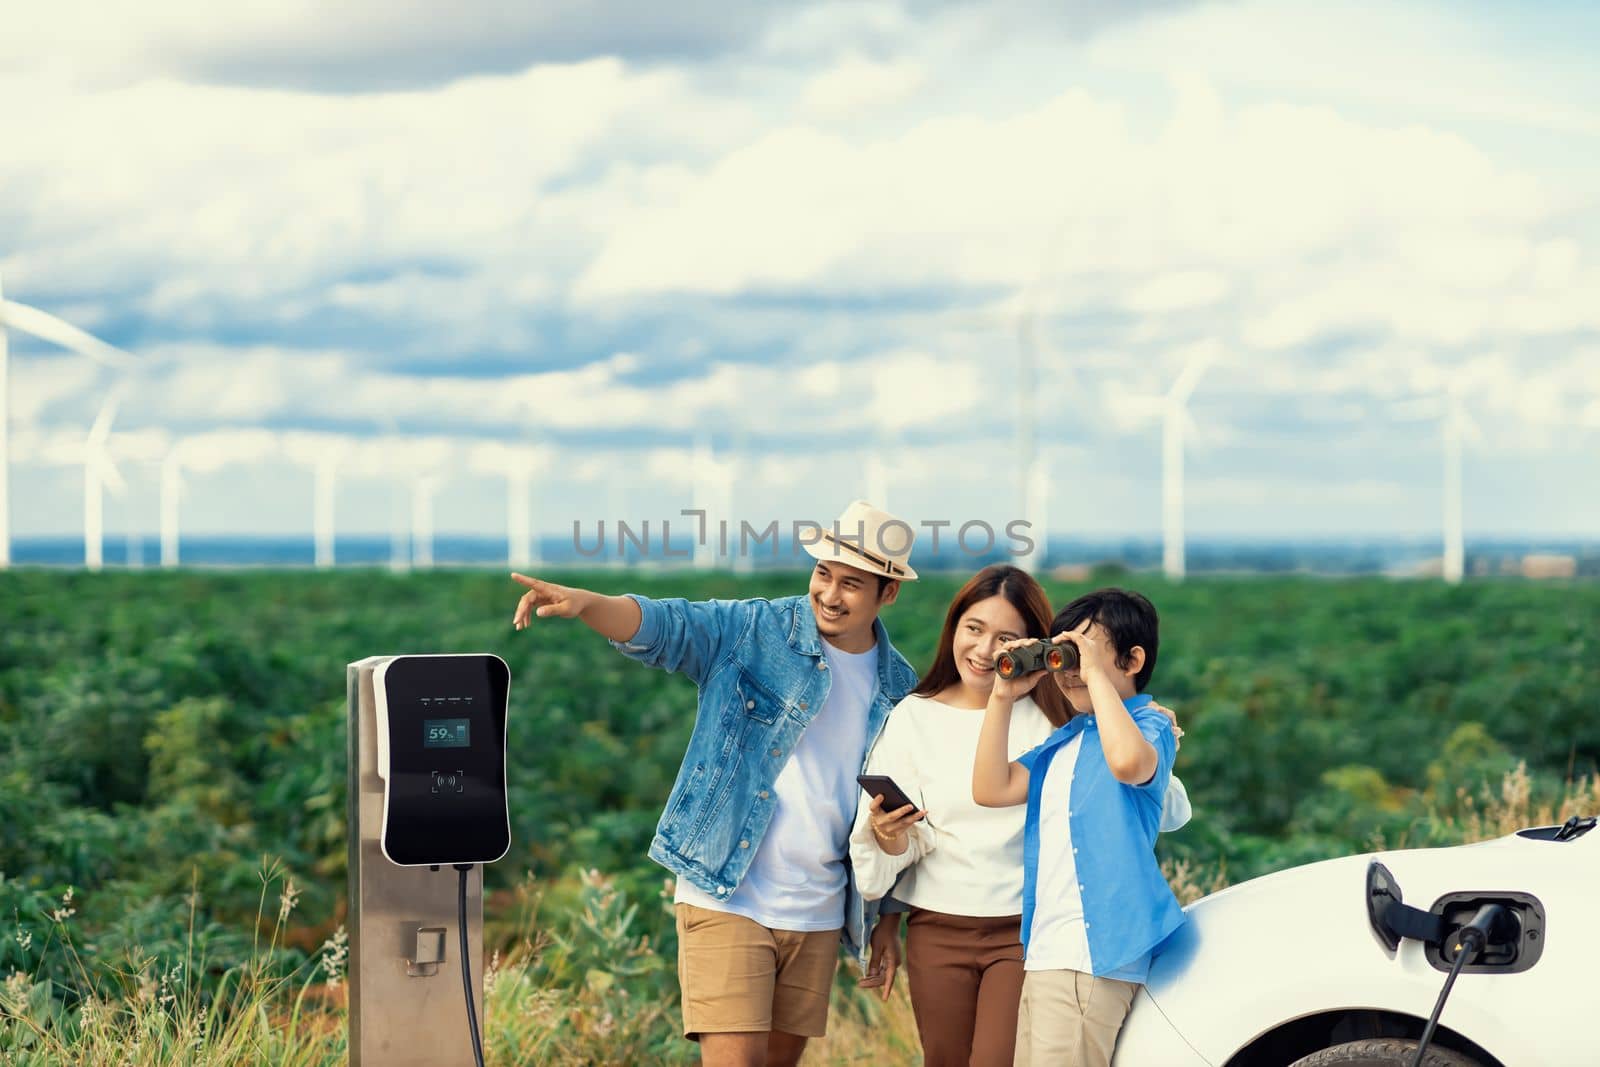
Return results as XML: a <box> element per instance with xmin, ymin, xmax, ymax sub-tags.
<box><xmin>10</xmin><ymin>531</ymin><xmax>1598</xmax><ymax>577</ymax></box>
<box><xmin>14</xmin><ymin>531</ymin><xmax>1600</xmax><ymax>546</ymax></box>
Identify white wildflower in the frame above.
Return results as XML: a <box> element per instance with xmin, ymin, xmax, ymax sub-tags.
<box><xmin>318</xmin><ymin>924</ymin><xmax>349</xmax><ymax>988</ymax></box>
<box><xmin>278</xmin><ymin>877</ymin><xmax>301</xmax><ymax>923</ymax></box>
<box><xmin>483</xmin><ymin>948</ymin><xmax>501</xmax><ymax>996</ymax></box>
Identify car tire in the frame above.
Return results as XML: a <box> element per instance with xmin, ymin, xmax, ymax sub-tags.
<box><xmin>1289</xmin><ymin>1039</ymin><xmax>1483</xmax><ymax>1067</ymax></box>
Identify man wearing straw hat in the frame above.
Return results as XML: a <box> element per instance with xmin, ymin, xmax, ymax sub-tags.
<box><xmin>510</xmin><ymin>501</ymin><xmax>919</xmax><ymax>1067</ymax></box>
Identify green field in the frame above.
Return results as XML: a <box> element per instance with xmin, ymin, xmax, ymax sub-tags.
<box><xmin>1</xmin><ymin>568</ymin><xmax>1596</xmax><ymax>1064</ymax></box>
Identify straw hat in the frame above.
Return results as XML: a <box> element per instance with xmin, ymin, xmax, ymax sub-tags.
<box><xmin>804</xmin><ymin>500</ymin><xmax>918</xmax><ymax>581</ymax></box>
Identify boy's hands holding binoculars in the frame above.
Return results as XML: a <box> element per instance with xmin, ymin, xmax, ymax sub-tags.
<box><xmin>991</xmin><ymin>637</ymin><xmax>1049</xmax><ymax>701</ymax></box>
<box><xmin>1051</xmin><ymin>624</ymin><xmax>1118</xmax><ymax>684</ymax></box>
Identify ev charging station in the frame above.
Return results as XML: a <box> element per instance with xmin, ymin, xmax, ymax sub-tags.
<box><xmin>346</xmin><ymin>653</ymin><xmax>511</xmax><ymax>1067</ymax></box>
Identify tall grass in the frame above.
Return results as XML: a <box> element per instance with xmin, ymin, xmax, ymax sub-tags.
<box><xmin>6</xmin><ymin>767</ymin><xmax>1591</xmax><ymax>1064</ymax></box>
<box><xmin>0</xmin><ymin>859</ymin><xmax>347</xmax><ymax>1065</ymax></box>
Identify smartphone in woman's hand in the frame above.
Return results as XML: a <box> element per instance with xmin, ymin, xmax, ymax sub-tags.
<box><xmin>857</xmin><ymin>774</ymin><xmax>917</xmax><ymax>814</ymax></box>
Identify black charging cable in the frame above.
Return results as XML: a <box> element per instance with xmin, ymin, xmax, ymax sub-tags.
<box><xmin>454</xmin><ymin>863</ymin><xmax>486</xmax><ymax>1067</ymax></box>
<box><xmin>1408</xmin><ymin>903</ymin><xmax>1507</xmax><ymax>1067</ymax></box>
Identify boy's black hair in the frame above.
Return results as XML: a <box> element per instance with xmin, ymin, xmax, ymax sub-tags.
<box><xmin>1050</xmin><ymin>588</ymin><xmax>1159</xmax><ymax>692</ymax></box>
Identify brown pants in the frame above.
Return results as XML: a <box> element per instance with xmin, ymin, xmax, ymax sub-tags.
<box><xmin>905</xmin><ymin>908</ymin><xmax>1026</xmax><ymax>1067</ymax></box>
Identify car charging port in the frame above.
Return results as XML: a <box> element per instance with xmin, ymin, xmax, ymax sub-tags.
<box><xmin>1365</xmin><ymin>862</ymin><xmax>1547</xmax><ymax>1067</ymax></box>
<box><xmin>1422</xmin><ymin>890</ymin><xmax>1544</xmax><ymax>976</ymax></box>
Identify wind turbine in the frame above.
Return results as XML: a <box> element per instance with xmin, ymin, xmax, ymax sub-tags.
<box><xmin>1441</xmin><ymin>386</ymin><xmax>1472</xmax><ymax>583</ymax></box>
<box><xmin>83</xmin><ymin>391</ymin><xmax>128</xmax><ymax>571</ymax></box>
<box><xmin>0</xmin><ymin>274</ymin><xmax>138</xmax><ymax>568</ymax></box>
<box><xmin>411</xmin><ymin>475</ymin><xmax>437</xmax><ymax>569</ymax></box>
<box><xmin>283</xmin><ymin>433</ymin><xmax>346</xmax><ymax>568</ymax></box>
<box><xmin>1111</xmin><ymin>342</ymin><xmax>1218</xmax><ymax>581</ymax></box>
<box><xmin>468</xmin><ymin>442</ymin><xmax>548</xmax><ymax>569</ymax></box>
<box><xmin>1393</xmin><ymin>381</ymin><xmax>1480</xmax><ymax>584</ymax></box>
<box><xmin>314</xmin><ymin>456</ymin><xmax>337</xmax><ymax>568</ymax></box>
<box><xmin>161</xmin><ymin>430</ymin><xmax>279</xmax><ymax>568</ymax></box>
<box><xmin>692</xmin><ymin>436</ymin><xmax>734</xmax><ymax>569</ymax></box>
<box><xmin>1161</xmin><ymin>346</ymin><xmax>1215</xmax><ymax>581</ymax></box>
<box><xmin>160</xmin><ymin>444</ymin><xmax>183</xmax><ymax>567</ymax></box>
<box><xmin>397</xmin><ymin>437</ymin><xmax>452</xmax><ymax>570</ymax></box>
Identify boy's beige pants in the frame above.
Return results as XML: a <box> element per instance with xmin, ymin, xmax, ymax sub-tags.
<box><xmin>1014</xmin><ymin>968</ymin><xmax>1139</xmax><ymax>1067</ymax></box>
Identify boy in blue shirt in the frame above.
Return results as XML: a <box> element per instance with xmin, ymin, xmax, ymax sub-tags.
<box><xmin>972</xmin><ymin>588</ymin><xmax>1185</xmax><ymax>1066</ymax></box>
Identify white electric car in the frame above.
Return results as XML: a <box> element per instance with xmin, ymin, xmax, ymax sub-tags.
<box><xmin>1115</xmin><ymin>817</ymin><xmax>1596</xmax><ymax>1067</ymax></box>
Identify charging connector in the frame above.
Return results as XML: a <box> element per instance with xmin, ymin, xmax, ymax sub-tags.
<box><xmin>455</xmin><ymin>863</ymin><xmax>486</xmax><ymax>1067</ymax></box>
<box><xmin>1408</xmin><ymin>903</ymin><xmax>1509</xmax><ymax>1067</ymax></box>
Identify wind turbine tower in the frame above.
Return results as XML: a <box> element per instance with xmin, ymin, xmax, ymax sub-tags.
<box><xmin>1393</xmin><ymin>379</ymin><xmax>1479</xmax><ymax>584</ymax></box>
<box><xmin>692</xmin><ymin>437</ymin><xmax>734</xmax><ymax>569</ymax></box>
<box><xmin>0</xmin><ymin>274</ymin><xmax>138</xmax><ymax>568</ymax></box>
<box><xmin>83</xmin><ymin>392</ymin><xmax>127</xmax><ymax>571</ymax></box>
<box><xmin>469</xmin><ymin>442</ymin><xmax>547</xmax><ymax>569</ymax></box>
<box><xmin>1161</xmin><ymin>346</ymin><xmax>1216</xmax><ymax>581</ymax></box>
<box><xmin>411</xmin><ymin>476</ymin><xmax>437</xmax><ymax>569</ymax></box>
<box><xmin>314</xmin><ymin>456</ymin><xmax>337</xmax><ymax>568</ymax></box>
<box><xmin>1440</xmin><ymin>384</ymin><xmax>1480</xmax><ymax>584</ymax></box>
<box><xmin>160</xmin><ymin>445</ymin><xmax>183</xmax><ymax>567</ymax></box>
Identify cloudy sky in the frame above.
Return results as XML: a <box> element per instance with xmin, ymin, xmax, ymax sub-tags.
<box><xmin>4</xmin><ymin>0</ymin><xmax>1598</xmax><ymax>547</ymax></box>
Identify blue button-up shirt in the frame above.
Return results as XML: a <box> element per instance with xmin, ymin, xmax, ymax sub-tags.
<box><xmin>610</xmin><ymin>593</ymin><xmax>919</xmax><ymax>963</ymax></box>
<box><xmin>1016</xmin><ymin>694</ymin><xmax>1186</xmax><ymax>982</ymax></box>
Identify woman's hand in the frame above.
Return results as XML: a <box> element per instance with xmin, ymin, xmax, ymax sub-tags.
<box><xmin>990</xmin><ymin>637</ymin><xmax>1047</xmax><ymax>702</ymax></box>
<box><xmin>867</xmin><ymin>794</ymin><xmax>925</xmax><ymax>856</ymax></box>
<box><xmin>1150</xmin><ymin>700</ymin><xmax>1186</xmax><ymax>748</ymax></box>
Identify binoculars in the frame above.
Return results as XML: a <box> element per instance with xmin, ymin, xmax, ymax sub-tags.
<box><xmin>994</xmin><ymin>639</ymin><xmax>1079</xmax><ymax>680</ymax></box>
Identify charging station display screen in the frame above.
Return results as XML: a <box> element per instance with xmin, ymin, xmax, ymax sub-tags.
<box><xmin>377</xmin><ymin>654</ymin><xmax>511</xmax><ymax>867</ymax></box>
<box><xmin>423</xmin><ymin>718</ymin><xmax>470</xmax><ymax>748</ymax></box>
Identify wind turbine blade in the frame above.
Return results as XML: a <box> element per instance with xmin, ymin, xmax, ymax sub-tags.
<box><xmin>86</xmin><ymin>391</ymin><xmax>124</xmax><ymax>448</ymax></box>
<box><xmin>96</xmin><ymin>456</ymin><xmax>127</xmax><ymax>496</ymax></box>
<box><xmin>1167</xmin><ymin>345</ymin><xmax>1218</xmax><ymax>407</ymax></box>
<box><xmin>0</xmin><ymin>300</ymin><xmax>136</xmax><ymax>368</ymax></box>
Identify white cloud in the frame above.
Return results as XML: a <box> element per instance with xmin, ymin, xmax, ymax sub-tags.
<box><xmin>4</xmin><ymin>0</ymin><xmax>1599</xmax><ymax>540</ymax></box>
<box><xmin>2</xmin><ymin>59</ymin><xmax>726</xmax><ymax>309</ymax></box>
<box><xmin>173</xmin><ymin>429</ymin><xmax>282</xmax><ymax>473</ymax></box>
<box><xmin>1123</xmin><ymin>271</ymin><xmax>1229</xmax><ymax>314</ymax></box>
<box><xmin>799</xmin><ymin>56</ymin><xmax>924</xmax><ymax>121</ymax></box>
<box><xmin>0</xmin><ymin>2</ymin><xmax>783</xmax><ymax>90</ymax></box>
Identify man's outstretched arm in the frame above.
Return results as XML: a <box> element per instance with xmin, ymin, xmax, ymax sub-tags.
<box><xmin>511</xmin><ymin>573</ymin><xmax>743</xmax><ymax>686</ymax></box>
<box><xmin>511</xmin><ymin>573</ymin><xmax>641</xmax><ymax>641</ymax></box>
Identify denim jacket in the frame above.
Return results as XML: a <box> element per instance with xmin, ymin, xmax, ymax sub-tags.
<box><xmin>610</xmin><ymin>593</ymin><xmax>919</xmax><ymax>962</ymax></box>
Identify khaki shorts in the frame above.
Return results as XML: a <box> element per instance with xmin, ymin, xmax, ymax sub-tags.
<box><xmin>674</xmin><ymin>903</ymin><xmax>840</xmax><ymax>1040</ymax></box>
<box><xmin>1014</xmin><ymin>968</ymin><xmax>1139</xmax><ymax>1067</ymax></box>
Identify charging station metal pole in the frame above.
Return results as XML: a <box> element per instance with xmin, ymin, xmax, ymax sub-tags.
<box><xmin>347</xmin><ymin>656</ymin><xmax>485</xmax><ymax>1066</ymax></box>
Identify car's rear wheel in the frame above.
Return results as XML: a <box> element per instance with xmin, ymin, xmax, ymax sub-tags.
<box><xmin>1289</xmin><ymin>1039</ymin><xmax>1484</xmax><ymax>1067</ymax></box>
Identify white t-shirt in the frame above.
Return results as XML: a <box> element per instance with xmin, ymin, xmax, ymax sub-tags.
<box><xmin>1024</xmin><ymin>732</ymin><xmax>1093</xmax><ymax>971</ymax></box>
<box><xmin>677</xmin><ymin>639</ymin><xmax>878</xmax><ymax>931</ymax></box>
<box><xmin>849</xmin><ymin>694</ymin><xmax>1055</xmax><ymax>916</ymax></box>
